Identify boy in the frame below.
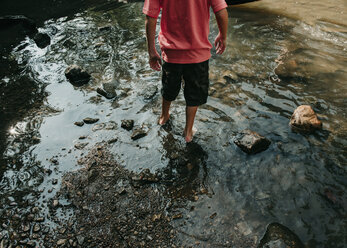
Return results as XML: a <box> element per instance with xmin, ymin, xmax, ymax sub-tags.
<box><xmin>143</xmin><ymin>0</ymin><xmax>228</xmax><ymax>142</ymax></box>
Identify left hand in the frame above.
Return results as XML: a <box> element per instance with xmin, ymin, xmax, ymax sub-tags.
<box><xmin>214</xmin><ymin>32</ymin><xmax>227</xmax><ymax>55</ymax></box>
<box><xmin>149</xmin><ymin>50</ymin><xmax>162</xmax><ymax>71</ymax></box>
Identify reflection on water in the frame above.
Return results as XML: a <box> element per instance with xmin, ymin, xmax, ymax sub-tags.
<box><xmin>0</xmin><ymin>1</ymin><xmax>346</xmax><ymax>247</ymax></box>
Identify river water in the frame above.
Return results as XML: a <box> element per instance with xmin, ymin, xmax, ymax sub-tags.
<box><xmin>0</xmin><ymin>0</ymin><xmax>346</xmax><ymax>247</ymax></box>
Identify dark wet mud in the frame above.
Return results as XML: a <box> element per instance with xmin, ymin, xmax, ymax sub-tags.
<box><xmin>0</xmin><ymin>0</ymin><xmax>346</xmax><ymax>247</ymax></box>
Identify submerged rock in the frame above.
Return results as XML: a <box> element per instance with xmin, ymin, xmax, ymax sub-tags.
<box><xmin>290</xmin><ymin>105</ymin><xmax>322</xmax><ymax>132</ymax></box>
<box><xmin>258</xmin><ymin>222</ymin><xmax>305</xmax><ymax>248</ymax></box>
<box><xmin>143</xmin><ymin>85</ymin><xmax>158</xmax><ymax>100</ymax></box>
<box><xmin>121</xmin><ymin>119</ymin><xmax>134</xmax><ymax>131</ymax></box>
<box><xmin>33</xmin><ymin>33</ymin><xmax>51</xmax><ymax>48</ymax></box>
<box><xmin>234</xmin><ymin>129</ymin><xmax>271</xmax><ymax>154</ymax></box>
<box><xmin>65</xmin><ymin>65</ymin><xmax>91</xmax><ymax>86</ymax></box>
<box><xmin>97</xmin><ymin>82</ymin><xmax>117</xmax><ymax>99</ymax></box>
<box><xmin>131</xmin><ymin>127</ymin><xmax>147</xmax><ymax>140</ymax></box>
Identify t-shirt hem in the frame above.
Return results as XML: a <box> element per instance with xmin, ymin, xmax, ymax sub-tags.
<box><xmin>162</xmin><ymin>53</ymin><xmax>211</xmax><ymax>64</ymax></box>
<box><xmin>143</xmin><ymin>8</ymin><xmax>160</xmax><ymax>18</ymax></box>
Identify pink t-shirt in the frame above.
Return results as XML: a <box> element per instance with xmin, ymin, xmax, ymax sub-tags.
<box><xmin>143</xmin><ymin>0</ymin><xmax>227</xmax><ymax>64</ymax></box>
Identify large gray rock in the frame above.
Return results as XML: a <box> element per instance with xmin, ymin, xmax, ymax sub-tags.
<box><xmin>33</xmin><ymin>32</ymin><xmax>51</xmax><ymax>48</ymax></box>
<box><xmin>234</xmin><ymin>129</ymin><xmax>271</xmax><ymax>154</ymax></box>
<box><xmin>258</xmin><ymin>223</ymin><xmax>305</xmax><ymax>248</ymax></box>
<box><xmin>290</xmin><ymin>105</ymin><xmax>322</xmax><ymax>132</ymax></box>
<box><xmin>65</xmin><ymin>65</ymin><xmax>91</xmax><ymax>86</ymax></box>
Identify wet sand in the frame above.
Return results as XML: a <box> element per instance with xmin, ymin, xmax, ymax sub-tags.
<box><xmin>234</xmin><ymin>0</ymin><xmax>347</xmax><ymax>27</ymax></box>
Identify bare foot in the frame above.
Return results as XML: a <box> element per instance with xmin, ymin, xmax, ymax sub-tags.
<box><xmin>184</xmin><ymin>126</ymin><xmax>197</xmax><ymax>143</ymax></box>
<box><xmin>158</xmin><ymin>114</ymin><xmax>170</xmax><ymax>125</ymax></box>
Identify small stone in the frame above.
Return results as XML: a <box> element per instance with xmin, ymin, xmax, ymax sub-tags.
<box><xmin>65</xmin><ymin>65</ymin><xmax>91</xmax><ymax>86</ymax></box>
<box><xmin>27</xmin><ymin>214</ymin><xmax>35</xmax><ymax>221</ymax></box>
<box><xmin>57</xmin><ymin>239</ymin><xmax>67</xmax><ymax>246</ymax></box>
<box><xmin>10</xmin><ymin>201</ymin><xmax>17</xmax><ymax>206</ymax></box>
<box><xmin>234</xmin><ymin>129</ymin><xmax>271</xmax><ymax>154</ymax></box>
<box><xmin>121</xmin><ymin>120</ymin><xmax>134</xmax><ymax>131</ymax></box>
<box><xmin>77</xmin><ymin>235</ymin><xmax>85</xmax><ymax>245</ymax></box>
<box><xmin>210</xmin><ymin>213</ymin><xmax>217</xmax><ymax>219</ymax></box>
<box><xmin>33</xmin><ymin>224</ymin><xmax>40</xmax><ymax>232</ymax></box>
<box><xmin>74</xmin><ymin>142</ymin><xmax>89</xmax><ymax>150</ymax></box>
<box><xmin>98</xmin><ymin>25</ymin><xmax>112</xmax><ymax>32</ymax></box>
<box><xmin>74</xmin><ymin>121</ymin><xmax>84</xmax><ymax>127</ymax></box>
<box><xmin>52</xmin><ymin>179</ymin><xmax>58</xmax><ymax>185</ymax></box>
<box><xmin>172</xmin><ymin>213</ymin><xmax>183</xmax><ymax>220</ymax></box>
<box><xmin>79</xmin><ymin>136</ymin><xmax>87</xmax><ymax>140</ymax></box>
<box><xmin>53</xmin><ymin>199</ymin><xmax>59</xmax><ymax>208</ymax></box>
<box><xmin>12</xmin><ymin>214</ymin><xmax>21</xmax><ymax>220</ymax></box>
<box><xmin>59</xmin><ymin>228</ymin><xmax>66</xmax><ymax>234</ymax></box>
<box><xmin>35</xmin><ymin>217</ymin><xmax>44</xmax><ymax>222</ymax></box>
<box><xmin>83</xmin><ymin>118</ymin><xmax>99</xmax><ymax>124</ymax></box>
<box><xmin>290</xmin><ymin>105</ymin><xmax>322</xmax><ymax>132</ymax></box>
<box><xmin>22</xmin><ymin>224</ymin><xmax>30</xmax><ymax>232</ymax></box>
<box><xmin>50</xmin><ymin>158</ymin><xmax>59</xmax><ymax>165</ymax></box>
<box><xmin>27</xmin><ymin>240</ymin><xmax>36</xmax><ymax>247</ymax></box>
<box><xmin>108</xmin><ymin>138</ymin><xmax>118</xmax><ymax>144</ymax></box>
<box><xmin>151</xmin><ymin>214</ymin><xmax>161</xmax><ymax>222</ymax></box>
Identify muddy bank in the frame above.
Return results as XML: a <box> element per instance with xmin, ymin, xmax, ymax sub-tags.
<box><xmin>0</xmin><ymin>144</ymin><xmax>179</xmax><ymax>247</ymax></box>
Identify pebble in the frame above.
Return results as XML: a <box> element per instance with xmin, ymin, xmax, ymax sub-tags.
<box><xmin>74</xmin><ymin>121</ymin><xmax>84</xmax><ymax>127</ymax></box>
<box><xmin>53</xmin><ymin>199</ymin><xmax>59</xmax><ymax>208</ymax></box>
<box><xmin>121</xmin><ymin>120</ymin><xmax>134</xmax><ymax>131</ymax></box>
<box><xmin>35</xmin><ymin>217</ymin><xmax>44</xmax><ymax>222</ymax></box>
<box><xmin>74</xmin><ymin>142</ymin><xmax>89</xmax><ymax>150</ymax></box>
<box><xmin>108</xmin><ymin>138</ymin><xmax>118</xmax><ymax>144</ymax></box>
<box><xmin>32</xmin><ymin>207</ymin><xmax>39</xmax><ymax>213</ymax></box>
<box><xmin>77</xmin><ymin>235</ymin><xmax>85</xmax><ymax>245</ymax></box>
<box><xmin>172</xmin><ymin>213</ymin><xmax>183</xmax><ymax>220</ymax></box>
<box><xmin>52</xmin><ymin>179</ymin><xmax>58</xmax><ymax>185</ymax></box>
<box><xmin>22</xmin><ymin>224</ymin><xmax>30</xmax><ymax>232</ymax></box>
<box><xmin>33</xmin><ymin>224</ymin><xmax>41</xmax><ymax>232</ymax></box>
<box><xmin>83</xmin><ymin>117</ymin><xmax>99</xmax><ymax>124</ymax></box>
<box><xmin>57</xmin><ymin>239</ymin><xmax>67</xmax><ymax>246</ymax></box>
<box><xmin>27</xmin><ymin>214</ymin><xmax>35</xmax><ymax>221</ymax></box>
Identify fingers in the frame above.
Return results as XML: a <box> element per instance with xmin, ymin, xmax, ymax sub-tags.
<box><xmin>150</xmin><ymin>58</ymin><xmax>161</xmax><ymax>71</ymax></box>
<box><xmin>216</xmin><ymin>41</ymin><xmax>225</xmax><ymax>54</ymax></box>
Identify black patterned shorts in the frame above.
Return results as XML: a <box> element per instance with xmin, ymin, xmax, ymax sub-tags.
<box><xmin>161</xmin><ymin>60</ymin><xmax>209</xmax><ymax>106</ymax></box>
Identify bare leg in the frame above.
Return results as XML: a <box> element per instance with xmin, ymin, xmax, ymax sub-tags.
<box><xmin>159</xmin><ymin>98</ymin><xmax>171</xmax><ymax>125</ymax></box>
<box><xmin>184</xmin><ymin>106</ymin><xmax>198</xmax><ymax>142</ymax></box>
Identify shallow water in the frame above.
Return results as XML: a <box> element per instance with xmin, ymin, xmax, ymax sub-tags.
<box><xmin>0</xmin><ymin>1</ymin><xmax>346</xmax><ymax>247</ymax></box>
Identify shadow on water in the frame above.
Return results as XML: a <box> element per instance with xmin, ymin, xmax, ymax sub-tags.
<box><xmin>0</xmin><ymin>1</ymin><xmax>346</xmax><ymax>247</ymax></box>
